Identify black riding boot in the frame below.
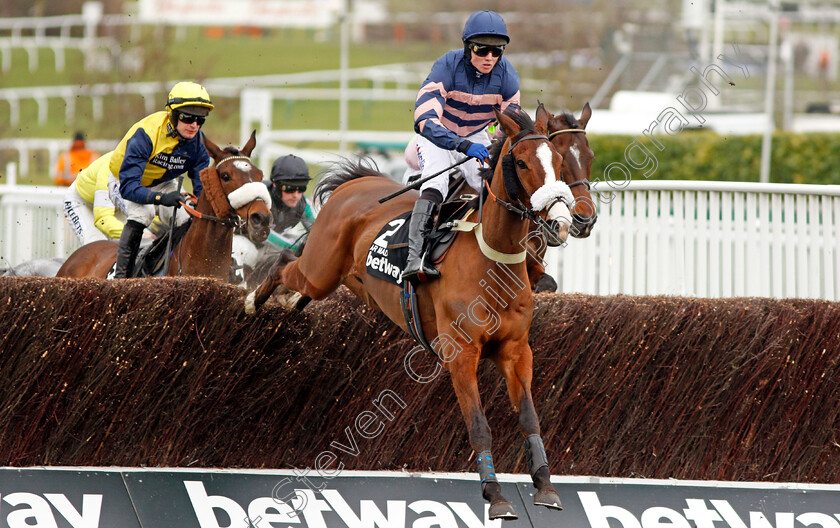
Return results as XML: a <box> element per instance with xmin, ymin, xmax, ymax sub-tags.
<box><xmin>114</xmin><ymin>219</ymin><xmax>145</xmax><ymax>279</ymax></box>
<box><xmin>401</xmin><ymin>198</ymin><xmax>440</xmax><ymax>283</ymax></box>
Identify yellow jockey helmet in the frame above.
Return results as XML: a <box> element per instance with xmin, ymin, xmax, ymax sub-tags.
<box><xmin>165</xmin><ymin>81</ymin><xmax>214</xmax><ymax>116</ymax></box>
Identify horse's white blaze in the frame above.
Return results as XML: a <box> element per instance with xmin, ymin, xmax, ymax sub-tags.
<box><xmin>233</xmin><ymin>160</ymin><xmax>253</xmax><ymax>172</ymax></box>
<box><xmin>548</xmin><ymin>200</ymin><xmax>572</xmax><ymax>225</ymax></box>
<box><xmin>548</xmin><ymin>200</ymin><xmax>572</xmax><ymax>244</ymax></box>
<box><xmin>536</xmin><ymin>143</ymin><xmax>556</xmax><ymax>186</ymax></box>
<box><xmin>569</xmin><ymin>144</ymin><xmax>582</xmax><ymax>169</ymax></box>
<box><xmin>228</xmin><ymin>181</ymin><xmax>272</xmax><ymax>209</ymax></box>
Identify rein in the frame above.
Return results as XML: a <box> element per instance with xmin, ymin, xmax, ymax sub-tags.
<box><xmin>474</xmin><ymin>133</ymin><xmax>552</xmax><ymax>264</ymax></box>
<box><xmin>180</xmin><ymin>195</ymin><xmax>245</xmax><ymax>228</ymax></box>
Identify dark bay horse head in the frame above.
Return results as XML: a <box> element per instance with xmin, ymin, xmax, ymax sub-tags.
<box><xmin>202</xmin><ymin>131</ymin><xmax>272</xmax><ymax>244</ymax></box>
<box><xmin>536</xmin><ymin>102</ymin><xmax>597</xmax><ymax>238</ymax></box>
<box><xmin>485</xmin><ymin>106</ymin><xmax>574</xmax><ymax>246</ymax></box>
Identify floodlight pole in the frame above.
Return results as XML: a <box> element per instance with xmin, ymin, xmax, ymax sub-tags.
<box><xmin>760</xmin><ymin>1</ymin><xmax>780</xmax><ymax>184</ymax></box>
<box><xmin>339</xmin><ymin>0</ymin><xmax>352</xmax><ymax>153</ymax></box>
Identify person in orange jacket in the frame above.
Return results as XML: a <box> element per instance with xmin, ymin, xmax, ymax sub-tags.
<box><xmin>53</xmin><ymin>131</ymin><xmax>99</xmax><ymax>186</ymax></box>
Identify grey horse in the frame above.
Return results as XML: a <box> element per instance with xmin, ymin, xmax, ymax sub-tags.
<box><xmin>1</xmin><ymin>257</ymin><xmax>66</xmax><ymax>277</ymax></box>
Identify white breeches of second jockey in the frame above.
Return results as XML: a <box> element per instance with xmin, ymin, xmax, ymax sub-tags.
<box><xmin>412</xmin><ymin>128</ymin><xmax>491</xmax><ymax>199</ymax></box>
<box><xmin>64</xmin><ymin>182</ymin><xmax>108</xmax><ymax>245</ymax></box>
<box><xmin>109</xmin><ymin>175</ymin><xmax>190</xmax><ymax>228</ymax></box>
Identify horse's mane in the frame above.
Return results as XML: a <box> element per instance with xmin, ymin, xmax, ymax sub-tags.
<box><xmin>478</xmin><ymin>107</ymin><xmax>538</xmax><ymax>181</ymax></box>
<box><xmin>314</xmin><ymin>157</ymin><xmax>384</xmax><ymax>206</ymax></box>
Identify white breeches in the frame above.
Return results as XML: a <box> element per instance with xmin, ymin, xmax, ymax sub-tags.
<box><xmin>110</xmin><ymin>175</ymin><xmax>190</xmax><ymax>228</ymax></box>
<box><xmin>64</xmin><ymin>182</ymin><xmax>108</xmax><ymax>245</ymax></box>
<box><xmin>412</xmin><ymin>128</ymin><xmax>491</xmax><ymax>199</ymax></box>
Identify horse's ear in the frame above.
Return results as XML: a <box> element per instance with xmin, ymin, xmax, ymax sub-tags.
<box><xmin>494</xmin><ymin>107</ymin><xmax>521</xmax><ymax>138</ymax></box>
<box><xmin>579</xmin><ymin>102</ymin><xmax>592</xmax><ymax>129</ymax></box>
<box><xmin>203</xmin><ymin>134</ymin><xmax>224</xmax><ymax>162</ymax></box>
<box><xmin>535</xmin><ymin>103</ymin><xmax>551</xmax><ymax>135</ymax></box>
<box><xmin>241</xmin><ymin>130</ymin><xmax>257</xmax><ymax>157</ymax></box>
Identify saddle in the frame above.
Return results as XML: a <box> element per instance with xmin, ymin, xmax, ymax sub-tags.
<box><xmin>428</xmin><ymin>194</ymin><xmax>479</xmax><ymax>263</ymax></box>
<box><xmin>365</xmin><ymin>194</ymin><xmax>478</xmax><ymax>286</ymax></box>
<box><xmin>133</xmin><ymin>221</ymin><xmax>191</xmax><ymax>278</ymax></box>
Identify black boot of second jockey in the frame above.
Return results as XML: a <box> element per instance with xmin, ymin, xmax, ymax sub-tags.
<box><xmin>114</xmin><ymin>219</ymin><xmax>144</xmax><ymax>279</ymax></box>
<box><xmin>402</xmin><ymin>189</ymin><xmax>443</xmax><ymax>283</ymax></box>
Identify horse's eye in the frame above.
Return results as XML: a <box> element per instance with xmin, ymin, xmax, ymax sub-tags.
<box><xmin>220</xmin><ymin>171</ymin><xmax>232</xmax><ymax>182</ymax></box>
<box><xmin>516</xmin><ymin>159</ymin><xmax>528</xmax><ymax>169</ymax></box>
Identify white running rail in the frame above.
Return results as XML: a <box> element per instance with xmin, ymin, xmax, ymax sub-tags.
<box><xmin>0</xmin><ymin>184</ymin><xmax>78</xmax><ymax>267</ymax></box>
<box><xmin>3</xmin><ymin>179</ymin><xmax>840</xmax><ymax>300</ymax></box>
<box><xmin>548</xmin><ymin>180</ymin><xmax>840</xmax><ymax>300</ymax></box>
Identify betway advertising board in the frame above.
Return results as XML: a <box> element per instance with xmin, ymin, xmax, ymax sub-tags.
<box><xmin>0</xmin><ymin>468</ymin><xmax>837</xmax><ymax>528</ymax></box>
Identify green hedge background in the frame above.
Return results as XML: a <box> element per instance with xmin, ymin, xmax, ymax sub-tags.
<box><xmin>589</xmin><ymin>131</ymin><xmax>840</xmax><ymax>184</ymax></box>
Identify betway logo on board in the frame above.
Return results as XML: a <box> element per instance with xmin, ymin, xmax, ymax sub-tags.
<box><xmin>184</xmin><ymin>483</ymin><xmax>840</xmax><ymax>528</ymax></box>
<box><xmin>580</xmin><ymin>492</ymin><xmax>840</xmax><ymax>528</ymax></box>
<box><xmin>185</xmin><ymin>481</ymin><xmax>501</xmax><ymax>528</ymax></box>
<box><xmin>0</xmin><ymin>492</ymin><xmax>101</xmax><ymax>528</ymax></box>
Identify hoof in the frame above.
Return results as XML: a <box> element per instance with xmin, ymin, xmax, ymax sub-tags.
<box><xmin>244</xmin><ymin>291</ymin><xmax>257</xmax><ymax>315</ymax></box>
<box><xmin>278</xmin><ymin>291</ymin><xmax>303</xmax><ymax>311</ymax></box>
<box><xmin>534</xmin><ymin>489</ymin><xmax>563</xmax><ymax>510</ymax></box>
<box><xmin>534</xmin><ymin>273</ymin><xmax>557</xmax><ymax>293</ymax></box>
<box><xmin>488</xmin><ymin>501</ymin><xmax>518</xmax><ymax>521</ymax></box>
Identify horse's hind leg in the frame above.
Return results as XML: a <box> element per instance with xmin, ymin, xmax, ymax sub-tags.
<box><xmin>496</xmin><ymin>345</ymin><xmax>563</xmax><ymax>511</ymax></box>
<box><xmin>448</xmin><ymin>352</ymin><xmax>519</xmax><ymax>521</ymax></box>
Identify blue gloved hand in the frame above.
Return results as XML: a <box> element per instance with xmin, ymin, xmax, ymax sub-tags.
<box><xmin>456</xmin><ymin>140</ymin><xmax>490</xmax><ymax>163</ymax></box>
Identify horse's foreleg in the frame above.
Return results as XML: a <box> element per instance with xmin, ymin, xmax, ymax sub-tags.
<box><xmin>525</xmin><ymin>244</ymin><xmax>557</xmax><ymax>293</ymax></box>
<box><xmin>497</xmin><ymin>349</ymin><xmax>563</xmax><ymax>511</ymax></box>
<box><xmin>449</xmin><ymin>355</ymin><xmax>519</xmax><ymax>521</ymax></box>
<box><xmin>245</xmin><ymin>250</ymin><xmax>302</xmax><ymax>314</ymax></box>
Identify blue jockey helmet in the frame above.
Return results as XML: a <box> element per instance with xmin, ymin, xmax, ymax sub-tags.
<box><xmin>462</xmin><ymin>10</ymin><xmax>509</xmax><ymax>46</ymax></box>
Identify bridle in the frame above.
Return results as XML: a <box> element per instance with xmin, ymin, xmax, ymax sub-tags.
<box><xmin>484</xmin><ymin>132</ymin><xmax>566</xmax><ymax>223</ymax></box>
<box><xmin>477</xmin><ymin>131</ymin><xmax>571</xmax><ymax>255</ymax></box>
<box><xmin>180</xmin><ymin>153</ymin><xmax>260</xmax><ymax>229</ymax></box>
<box><xmin>172</xmin><ymin>152</ymin><xmax>268</xmax><ymax>276</ymax></box>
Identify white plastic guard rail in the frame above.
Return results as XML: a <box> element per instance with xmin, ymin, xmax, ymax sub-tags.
<box><xmin>0</xmin><ymin>185</ymin><xmax>78</xmax><ymax>267</ymax></box>
<box><xmin>548</xmin><ymin>180</ymin><xmax>840</xmax><ymax>300</ymax></box>
<box><xmin>3</xmin><ymin>180</ymin><xmax>840</xmax><ymax>300</ymax></box>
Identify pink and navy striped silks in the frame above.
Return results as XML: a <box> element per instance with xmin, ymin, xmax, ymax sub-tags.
<box><xmin>414</xmin><ymin>49</ymin><xmax>520</xmax><ymax>151</ymax></box>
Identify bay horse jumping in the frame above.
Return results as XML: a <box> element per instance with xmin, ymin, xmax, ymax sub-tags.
<box><xmin>527</xmin><ymin>102</ymin><xmax>597</xmax><ymax>291</ymax></box>
<box><xmin>56</xmin><ymin>132</ymin><xmax>272</xmax><ymax>280</ymax></box>
<box><xmin>247</xmin><ymin>108</ymin><xmax>576</xmax><ymax>520</ymax></box>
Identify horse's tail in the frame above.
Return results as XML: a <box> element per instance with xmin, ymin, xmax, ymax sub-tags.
<box><xmin>314</xmin><ymin>157</ymin><xmax>386</xmax><ymax>206</ymax></box>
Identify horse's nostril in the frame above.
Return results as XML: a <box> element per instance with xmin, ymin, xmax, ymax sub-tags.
<box><xmin>250</xmin><ymin>213</ymin><xmax>268</xmax><ymax>227</ymax></box>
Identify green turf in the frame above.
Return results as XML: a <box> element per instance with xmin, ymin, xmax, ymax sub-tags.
<box><xmin>0</xmin><ymin>26</ymin><xmax>453</xmax><ymax>184</ymax></box>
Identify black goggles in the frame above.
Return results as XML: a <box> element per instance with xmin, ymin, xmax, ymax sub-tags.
<box><xmin>177</xmin><ymin>112</ymin><xmax>206</xmax><ymax>125</ymax></box>
<box><xmin>469</xmin><ymin>43</ymin><xmax>505</xmax><ymax>58</ymax></box>
<box><xmin>279</xmin><ymin>183</ymin><xmax>307</xmax><ymax>193</ymax></box>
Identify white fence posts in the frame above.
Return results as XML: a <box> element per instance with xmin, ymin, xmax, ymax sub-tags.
<box><xmin>2</xmin><ymin>179</ymin><xmax>840</xmax><ymax>301</ymax></box>
<box><xmin>547</xmin><ymin>180</ymin><xmax>840</xmax><ymax>300</ymax></box>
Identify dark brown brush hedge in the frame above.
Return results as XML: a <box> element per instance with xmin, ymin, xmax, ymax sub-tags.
<box><xmin>1</xmin><ymin>276</ymin><xmax>839</xmax><ymax>483</ymax></box>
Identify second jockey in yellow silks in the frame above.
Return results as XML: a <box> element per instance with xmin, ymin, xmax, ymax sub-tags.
<box><xmin>110</xmin><ymin>81</ymin><xmax>214</xmax><ymax>278</ymax></box>
<box><xmin>63</xmin><ymin>152</ymin><xmax>126</xmax><ymax>245</ymax></box>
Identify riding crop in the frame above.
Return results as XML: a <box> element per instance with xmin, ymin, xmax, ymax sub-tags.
<box><xmin>378</xmin><ymin>156</ymin><xmax>474</xmax><ymax>204</ymax></box>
